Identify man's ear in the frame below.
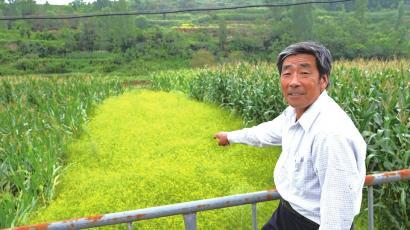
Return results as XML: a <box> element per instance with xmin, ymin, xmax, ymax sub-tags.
<box><xmin>320</xmin><ymin>74</ymin><xmax>329</xmax><ymax>91</ymax></box>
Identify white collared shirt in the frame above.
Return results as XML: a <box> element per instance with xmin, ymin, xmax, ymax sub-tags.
<box><xmin>227</xmin><ymin>91</ymin><xmax>366</xmax><ymax>229</ymax></box>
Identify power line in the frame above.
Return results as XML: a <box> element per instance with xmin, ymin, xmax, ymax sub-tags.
<box><xmin>0</xmin><ymin>0</ymin><xmax>352</xmax><ymax>21</ymax></box>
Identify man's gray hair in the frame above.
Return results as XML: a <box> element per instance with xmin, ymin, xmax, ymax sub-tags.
<box><xmin>276</xmin><ymin>41</ymin><xmax>332</xmax><ymax>81</ymax></box>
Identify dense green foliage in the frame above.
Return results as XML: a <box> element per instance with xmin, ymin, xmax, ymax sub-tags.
<box><xmin>0</xmin><ymin>76</ymin><xmax>124</xmax><ymax>227</ymax></box>
<box><xmin>0</xmin><ymin>0</ymin><xmax>409</xmax><ymax>75</ymax></box>
<box><xmin>28</xmin><ymin>90</ymin><xmax>280</xmax><ymax>229</ymax></box>
<box><xmin>152</xmin><ymin>61</ymin><xmax>410</xmax><ymax>229</ymax></box>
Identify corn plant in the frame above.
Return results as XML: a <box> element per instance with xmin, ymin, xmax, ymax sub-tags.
<box><xmin>0</xmin><ymin>76</ymin><xmax>124</xmax><ymax>228</ymax></box>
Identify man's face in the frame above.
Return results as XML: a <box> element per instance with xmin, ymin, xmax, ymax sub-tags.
<box><xmin>280</xmin><ymin>54</ymin><xmax>328</xmax><ymax>118</ymax></box>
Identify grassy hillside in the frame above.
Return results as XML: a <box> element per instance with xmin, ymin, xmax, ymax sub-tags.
<box><xmin>0</xmin><ymin>1</ymin><xmax>409</xmax><ymax>76</ymax></box>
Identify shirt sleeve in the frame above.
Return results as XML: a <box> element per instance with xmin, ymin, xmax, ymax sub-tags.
<box><xmin>226</xmin><ymin>112</ymin><xmax>285</xmax><ymax>147</ymax></box>
<box><xmin>313</xmin><ymin>133</ymin><xmax>365</xmax><ymax>230</ymax></box>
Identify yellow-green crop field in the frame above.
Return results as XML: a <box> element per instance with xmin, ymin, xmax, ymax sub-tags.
<box><xmin>28</xmin><ymin>90</ymin><xmax>280</xmax><ymax>229</ymax></box>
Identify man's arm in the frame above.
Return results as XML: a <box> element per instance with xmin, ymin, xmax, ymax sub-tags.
<box><xmin>313</xmin><ymin>134</ymin><xmax>366</xmax><ymax>230</ymax></box>
<box><xmin>213</xmin><ymin>111</ymin><xmax>286</xmax><ymax>147</ymax></box>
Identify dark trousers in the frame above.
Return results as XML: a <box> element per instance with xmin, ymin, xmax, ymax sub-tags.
<box><xmin>261</xmin><ymin>199</ymin><xmax>354</xmax><ymax>230</ymax></box>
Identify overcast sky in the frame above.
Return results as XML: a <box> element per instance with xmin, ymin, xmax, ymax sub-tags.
<box><xmin>36</xmin><ymin>0</ymin><xmax>96</xmax><ymax>5</ymax></box>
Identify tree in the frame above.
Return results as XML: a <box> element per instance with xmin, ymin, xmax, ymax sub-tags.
<box><xmin>395</xmin><ymin>0</ymin><xmax>408</xmax><ymax>56</ymax></box>
<box><xmin>324</xmin><ymin>2</ymin><xmax>344</xmax><ymax>11</ymax></box>
<box><xmin>227</xmin><ymin>50</ymin><xmax>244</xmax><ymax>63</ymax></box>
<box><xmin>179</xmin><ymin>0</ymin><xmax>195</xmax><ymax>9</ymax></box>
<box><xmin>354</xmin><ymin>0</ymin><xmax>368</xmax><ymax>22</ymax></box>
<box><xmin>312</xmin><ymin>14</ymin><xmax>350</xmax><ymax>59</ymax></box>
<box><xmin>144</xmin><ymin>0</ymin><xmax>168</xmax><ymax>10</ymax></box>
<box><xmin>348</xmin><ymin>0</ymin><xmax>369</xmax><ymax>51</ymax></box>
<box><xmin>191</xmin><ymin>49</ymin><xmax>215</xmax><ymax>68</ymax></box>
<box><xmin>17</xmin><ymin>0</ymin><xmax>36</xmax><ymax>16</ymax></box>
<box><xmin>95</xmin><ymin>0</ymin><xmax>134</xmax><ymax>52</ymax></box>
<box><xmin>0</xmin><ymin>0</ymin><xmax>5</xmax><ymax>12</ymax></box>
<box><xmin>264</xmin><ymin>0</ymin><xmax>286</xmax><ymax>20</ymax></box>
<box><xmin>31</xmin><ymin>0</ymin><xmax>52</xmax><ymax>31</ymax></box>
<box><xmin>132</xmin><ymin>0</ymin><xmax>144</xmax><ymax>10</ymax></box>
<box><xmin>368</xmin><ymin>0</ymin><xmax>399</xmax><ymax>10</ymax></box>
<box><xmin>16</xmin><ymin>21</ymin><xmax>31</xmax><ymax>38</ymax></box>
<box><xmin>339</xmin><ymin>13</ymin><xmax>367</xmax><ymax>58</ymax></box>
<box><xmin>112</xmin><ymin>0</ymin><xmax>134</xmax><ymax>52</ymax></box>
<box><xmin>5</xmin><ymin>0</ymin><xmax>36</xmax><ymax>17</ymax></box>
<box><xmin>395</xmin><ymin>0</ymin><xmax>405</xmax><ymax>30</ymax></box>
<box><xmin>218</xmin><ymin>20</ymin><xmax>227</xmax><ymax>53</ymax></box>
<box><xmin>0</xmin><ymin>1</ymin><xmax>6</xmax><ymax>29</ymax></box>
<box><xmin>93</xmin><ymin>0</ymin><xmax>112</xmax><ymax>10</ymax></box>
<box><xmin>69</xmin><ymin>0</ymin><xmax>86</xmax><ymax>10</ymax></box>
<box><xmin>78</xmin><ymin>19</ymin><xmax>97</xmax><ymax>51</ymax></box>
<box><xmin>290</xmin><ymin>0</ymin><xmax>313</xmax><ymax>41</ymax></box>
<box><xmin>343</xmin><ymin>0</ymin><xmax>354</xmax><ymax>12</ymax></box>
<box><xmin>135</xmin><ymin>16</ymin><xmax>149</xmax><ymax>29</ymax></box>
<box><xmin>60</xmin><ymin>28</ymin><xmax>77</xmax><ymax>53</ymax></box>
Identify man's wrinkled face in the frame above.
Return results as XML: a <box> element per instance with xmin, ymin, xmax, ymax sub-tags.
<box><xmin>280</xmin><ymin>54</ymin><xmax>328</xmax><ymax>119</ymax></box>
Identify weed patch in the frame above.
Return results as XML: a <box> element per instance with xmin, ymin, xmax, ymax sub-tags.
<box><xmin>28</xmin><ymin>90</ymin><xmax>280</xmax><ymax>229</ymax></box>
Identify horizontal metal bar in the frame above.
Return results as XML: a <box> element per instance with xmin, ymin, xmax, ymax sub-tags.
<box><xmin>11</xmin><ymin>190</ymin><xmax>280</xmax><ymax>230</ymax></box>
<box><xmin>364</xmin><ymin>169</ymin><xmax>410</xmax><ymax>186</ymax></box>
<box><xmin>9</xmin><ymin>169</ymin><xmax>410</xmax><ymax>230</ymax></box>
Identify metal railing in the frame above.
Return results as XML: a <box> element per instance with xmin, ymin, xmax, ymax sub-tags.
<box><xmin>8</xmin><ymin>169</ymin><xmax>410</xmax><ymax>230</ymax></box>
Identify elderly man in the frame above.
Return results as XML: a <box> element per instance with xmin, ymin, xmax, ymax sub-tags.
<box><xmin>214</xmin><ymin>42</ymin><xmax>366</xmax><ymax>230</ymax></box>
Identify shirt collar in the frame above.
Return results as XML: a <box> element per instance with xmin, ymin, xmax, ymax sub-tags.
<box><xmin>291</xmin><ymin>90</ymin><xmax>328</xmax><ymax>132</ymax></box>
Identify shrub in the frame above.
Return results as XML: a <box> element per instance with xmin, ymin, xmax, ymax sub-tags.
<box><xmin>14</xmin><ymin>58</ymin><xmax>37</xmax><ymax>72</ymax></box>
<box><xmin>191</xmin><ymin>49</ymin><xmax>216</xmax><ymax>68</ymax></box>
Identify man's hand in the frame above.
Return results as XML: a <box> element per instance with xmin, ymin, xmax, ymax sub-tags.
<box><xmin>213</xmin><ymin>132</ymin><xmax>229</xmax><ymax>146</ymax></box>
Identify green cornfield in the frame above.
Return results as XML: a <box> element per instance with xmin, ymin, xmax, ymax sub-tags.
<box><xmin>0</xmin><ymin>76</ymin><xmax>124</xmax><ymax>227</ymax></box>
<box><xmin>152</xmin><ymin>60</ymin><xmax>410</xmax><ymax>229</ymax></box>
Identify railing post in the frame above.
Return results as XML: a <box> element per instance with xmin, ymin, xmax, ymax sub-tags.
<box><xmin>183</xmin><ymin>213</ymin><xmax>197</xmax><ymax>230</ymax></box>
<box><xmin>252</xmin><ymin>203</ymin><xmax>257</xmax><ymax>230</ymax></box>
<box><xmin>127</xmin><ymin>222</ymin><xmax>133</xmax><ymax>230</ymax></box>
<box><xmin>368</xmin><ymin>186</ymin><xmax>374</xmax><ymax>230</ymax></box>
